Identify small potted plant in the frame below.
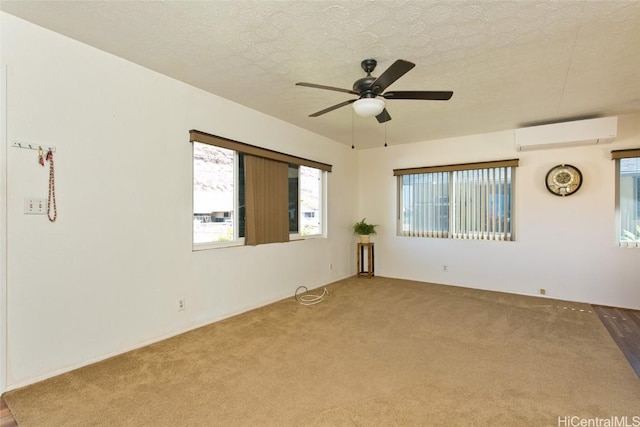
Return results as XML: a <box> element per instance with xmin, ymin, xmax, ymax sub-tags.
<box><xmin>353</xmin><ymin>218</ymin><xmax>378</xmax><ymax>243</ymax></box>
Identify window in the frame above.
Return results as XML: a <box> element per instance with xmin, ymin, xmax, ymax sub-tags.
<box><xmin>395</xmin><ymin>159</ymin><xmax>517</xmax><ymax>241</ymax></box>
<box><xmin>191</xmin><ymin>130</ymin><xmax>329</xmax><ymax>248</ymax></box>
<box><xmin>193</xmin><ymin>143</ymin><xmax>243</xmax><ymax>244</ymax></box>
<box><xmin>299</xmin><ymin>166</ymin><xmax>323</xmax><ymax>236</ymax></box>
<box><xmin>613</xmin><ymin>149</ymin><xmax>640</xmax><ymax>247</ymax></box>
<box><xmin>285</xmin><ymin>165</ymin><xmax>323</xmax><ymax>236</ymax></box>
<box><xmin>288</xmin><ymin>164</ymin><xmax>299</xmax><ymax>233</ymax></box>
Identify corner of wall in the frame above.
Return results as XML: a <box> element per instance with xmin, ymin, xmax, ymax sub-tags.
<box><xmin>0</xmin><ymin>63</ymin><xmax>8</xmax><ymax>393</ymax></box>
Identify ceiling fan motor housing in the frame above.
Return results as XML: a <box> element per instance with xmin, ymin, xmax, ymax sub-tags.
<box><xmin>353</xmin><ymin>77</ymin><xmax>377</xmax><ymax>97</ymax></box>
<box><xmin>354</xmin><ymin>59</ymin><xmax>380</xmax><ymax>97</ymax></box>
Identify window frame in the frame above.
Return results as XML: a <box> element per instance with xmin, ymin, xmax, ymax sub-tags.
<box><xmin>295</xmin><ymin>164</ymin><xmax>325</xmax><ymax>239</ymax></box>
<box><xmin>192</xmin><ymin>146</ymin><xmax>244</xmax><ymax>251</ymax></box>
<box><xmin>394</xmin><ymin>159</ymin><xmax>518</xmax><ymax>241</ymax></box>
<box><xmin>613</xmin><ymin>149</ymin><xmax>640</xmax><ymax>248</ymax></box>
<box><xmin>191</xmin><ymin>130</ymin><xmax>330</xmax><ymax>250</ymax></box>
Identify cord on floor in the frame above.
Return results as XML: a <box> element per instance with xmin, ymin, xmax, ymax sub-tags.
<box><xmin>295</xmin><ymin>286</ymin><xmax>330</xmax><ymax>306</ymax></box>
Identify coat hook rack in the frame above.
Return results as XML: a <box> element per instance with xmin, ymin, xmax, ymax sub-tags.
<box><xmin>11</xmin><ymin>141</ymin><xmax>56</xmax><ymax>153</ymax></box>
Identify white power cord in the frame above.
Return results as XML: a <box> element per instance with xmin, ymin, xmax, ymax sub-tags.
<box><xmin>295</xmin><ymin>286</ymin><xmax>330</xmax><ymax>306</ymax></box>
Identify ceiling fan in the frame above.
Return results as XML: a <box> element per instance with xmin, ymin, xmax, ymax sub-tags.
<box><xmin>296</xmin><ymin>59</ymin><xmax>453</xmax><ymax>123</ymax></box>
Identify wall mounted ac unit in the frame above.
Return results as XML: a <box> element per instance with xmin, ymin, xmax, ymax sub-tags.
<box><xmin>515</xmin><ymin>116</ymin><xmax>617</xmax><ymax>151</ymax></box>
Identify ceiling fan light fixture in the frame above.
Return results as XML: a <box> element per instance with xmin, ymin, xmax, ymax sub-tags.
<box><xmin>353</xmin><ymin>98</ymin><xmax>385</xmax><ymax>117</ymax></box>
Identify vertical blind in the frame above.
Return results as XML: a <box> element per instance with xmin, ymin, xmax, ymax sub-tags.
<box><xmin>451</xmin><ymin>167</ymin><xmax>512</xmax><ymax>240</ymax></box>
<box><xmin>395</xmin><ymin>159</ymin><xmax>518</xmax><ymax>241</ymax></box>
<box><xmin>244</xmin><ymin>155</ymin><xmax>290</xmax><ymax>245</ymax></box>
<box><xmin>399</xmin><ymin>172</ymin><xmax>449</xmax><ymax>238</ymax></box>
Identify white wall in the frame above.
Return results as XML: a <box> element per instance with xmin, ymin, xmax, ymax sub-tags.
<box><xmin>0</xmin><ymin>13</ymin><xmax>358</xmax><ymax>390</ymax></box>
<box><xmin>359</xmin><ymin>113</ymin><xmax>640</xmax><ymax>310</ymax></box>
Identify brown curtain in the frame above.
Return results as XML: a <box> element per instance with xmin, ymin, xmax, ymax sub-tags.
<box><xmin>393</xmin><ymin>159</ymin><xmax>519</xmax><ymax>176</ymax></box>
<box><xmin>611</xmin><ymin>148</ymin><xmax>640</xmax><ymax>160</ymax></box>
<box><xmin>190</xmin><ymin>129</ymin><xmax>332</xmax><ymax>172</ymax></box>
<box><xmin>244</xmin><ymin>155</ymin><xmax>289</xmax><ymax>246</ymax></box>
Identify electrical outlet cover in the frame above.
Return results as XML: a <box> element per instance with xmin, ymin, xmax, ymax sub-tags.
<box><xmin>24</xmin><ymin>198</ymin><xmax>46</xmax><ymax>214</ymax></box>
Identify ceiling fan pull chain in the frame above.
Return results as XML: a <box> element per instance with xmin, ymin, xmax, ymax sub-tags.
<box><xmin>384</xmin><ymin>122</ymin><xmax>388</xmax><ymax>147</ymax></box>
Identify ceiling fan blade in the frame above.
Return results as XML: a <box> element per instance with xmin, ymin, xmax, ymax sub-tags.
<box><xmin>383</xmin><ymin>91</ymin><xmax>454</xmax><ymax>100</ymax></box>
<box><xmin>368</xmin><ymin>60</ymin><xmax>415</xmax><ymax>93</ymax></box>
<box><xmin>309</xmin><ymin>99</ymin><xmax>356</xmax><ymax>117</ymax></box>
<box><xmin>296</xmin><ymin>82</ymin><xmax>358</xmax><ymax>95</ymax></box>
<box><xmin>376</xmin><ymin>109</ymin><xmax>392</xmax><ymax>123</ymax></box>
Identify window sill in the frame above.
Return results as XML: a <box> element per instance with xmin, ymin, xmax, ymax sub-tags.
<box><xmin>290</xmin><ymin>234</ymin><xmax>324</xmax><ymax>242</ymax></box>
<box><xmin>193</xmin><ymin>240</ymin><xmax>245</xmax><ymax>251</ymax></box>
<box><xmin>193</xmin><ymin>235</ymin><xmax>325</xmax><ymax>251</ymax></box>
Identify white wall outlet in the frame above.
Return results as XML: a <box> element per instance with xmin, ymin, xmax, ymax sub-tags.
<box><xmin>24</xmin><ymin>198</ymin><xmax>46</xmax><ymax>214</ymax></box>
<box><xmin>443</xmin><ymin>265</ymin><xmax>448</xmax><ymax>272</ymax></box>
<box><xmin>177</xmin><ymin>298</ymin><xmax>185</xmax><ymax>311</ymax></box>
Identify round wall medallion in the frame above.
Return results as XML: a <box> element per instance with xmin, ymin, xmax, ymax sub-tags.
<box><xmin>545</xmin><ymin>164</ymin><xmax>583</xmax><ymax>197</ymax></box>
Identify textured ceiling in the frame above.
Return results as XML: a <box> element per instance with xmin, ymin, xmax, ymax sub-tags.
<box><xmin>1</xmin><ymin>0</ymin><xmax>640</xmax><ymax>149</ymax></box>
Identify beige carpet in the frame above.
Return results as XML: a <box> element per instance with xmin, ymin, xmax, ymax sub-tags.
<box><xmin>4</xmin><ymin>277</ymin><xmax>640</xmax><ymax>426</ymax></box>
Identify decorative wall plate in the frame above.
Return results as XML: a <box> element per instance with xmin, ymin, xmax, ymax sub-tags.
<box><xmin>545</xmin><ymin>164</ymin><xmax>582</xmax><ymax>197</ymax></box>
